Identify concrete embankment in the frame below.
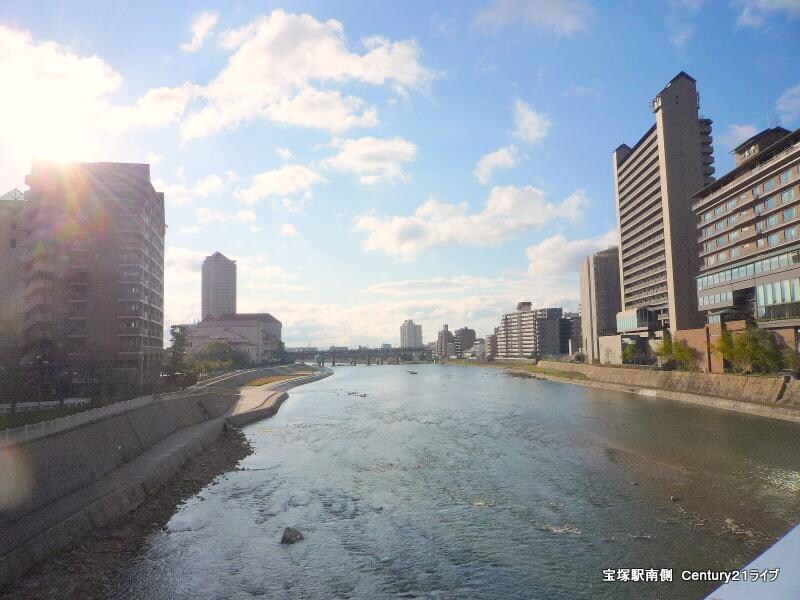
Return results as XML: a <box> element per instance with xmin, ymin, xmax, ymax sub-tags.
<box><xmin>530</xmin><ymin>360</ymin><xmax>800</xmax><ymax>423</ymax></box>
<box><xmin>0</xmin><ymin>364</ymin><xmax>330</xmax><ymax>588</ymax></box>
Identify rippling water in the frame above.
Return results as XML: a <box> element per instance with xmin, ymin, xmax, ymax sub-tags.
<box><xmin>112</xmin><ymin>365</ymin><xmax>800</xmax><ymax>599</ymax></box>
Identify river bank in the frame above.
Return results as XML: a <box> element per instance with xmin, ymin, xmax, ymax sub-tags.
<box><xmin>0</xmin><ymin>366</ymin><xmax>331</xmax><ymax>593</ymax></box>
<box><xmin>1</xmin><ymin>425</ymin><xmax>253</xmax><ymax>600</ymax></box>
<box><xmin>443</xmin><ymin>359</ymin><xmax>800</xmax><ymax>424</ymax></box>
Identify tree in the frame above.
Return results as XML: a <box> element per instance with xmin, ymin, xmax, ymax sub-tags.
<box><xmin>164</xmin><ymin>325</ymin><xmax>189</xmax><ymax>376</ymax></box>
<box><xmin>621</xmin><ymin>343</ymin><xmax>637</xmax><ymax>365</ymax></box>
<box><xmin>655</xmin><ymin>332</ymin><xmax>699</xmax><ymax>371</ymax></box>
<box><xmin>187</xmin><ymin>341</ymin><xmax>249</xmax><ymax>374</ymax></box>
<box><xmin>714</xmin><ymin>327</ymin><xmax>785</xmax><ymax>373</ymax></box>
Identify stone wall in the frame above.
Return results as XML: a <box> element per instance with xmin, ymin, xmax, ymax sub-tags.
<box><xmin>537</xmin><ymin>360</ymin><xmax>784</xmax><ymax>405</ymax></box>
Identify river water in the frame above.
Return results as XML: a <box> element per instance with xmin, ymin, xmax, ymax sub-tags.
<box><xmin>112</xmin><ymin>364</ymin><xmax>800</xmax><ymax>599</ymax></box>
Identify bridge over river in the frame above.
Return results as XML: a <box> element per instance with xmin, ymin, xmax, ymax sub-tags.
<box><xmin>287</xmin><ymin>347</ymin><xmax>431</xmax><ymax>366</ymax></box>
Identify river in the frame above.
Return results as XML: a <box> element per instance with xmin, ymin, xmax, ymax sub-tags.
<box><xmin>111</xmin><ymin>364</ymin><xmax>800</xmax><ymax>599</ymax></box>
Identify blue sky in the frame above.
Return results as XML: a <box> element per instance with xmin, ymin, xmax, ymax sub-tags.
<box><xmin>1</xmin><ymin>0</ymin><xmax>799</xmax><ymax>346</ymax></box>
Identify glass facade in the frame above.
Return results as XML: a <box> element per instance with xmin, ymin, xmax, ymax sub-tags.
<box><xmin>698</xmin><ymin>290</ymin><xmax>733</xmax><ymax>307</ymax></box>
<box><xmin>697</xmin><ymin>248</ymin><xmax>800</xmax><ymax>290</ymax></box>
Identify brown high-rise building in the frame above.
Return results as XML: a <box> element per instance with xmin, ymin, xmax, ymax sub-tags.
<box><xmin>613</xmin><ymin>72</ymin><xmax>715</xmax><ymax>335</ymax></box>
<box><xmin>23</xmin><ymin>161</ymin><xmax>165</xmax><ymax>394</ymax></box>
<box><xmin>693</xmin><ymin>127</ymin><xmax>800</xmax><ymax>347</ymax></box>
<box><xmin>0</xmin><ymin>189</ymin><xmax>27</xmax><ymax>345</ymax></box>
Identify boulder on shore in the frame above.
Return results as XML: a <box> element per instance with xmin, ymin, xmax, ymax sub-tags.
<box><xmin>280</xmin><ymin>527</ymin><xmax>304</xmax><ymax>544</ymax></box>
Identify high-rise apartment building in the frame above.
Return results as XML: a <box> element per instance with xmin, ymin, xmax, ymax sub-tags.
<box><xmin>202</xmin><ymin>252</ymin><xmax>237</xmax><ymax>319</ymax></box>
<box><xmin>579</xmin><ymin>246</ymin><xmax>622</xmax><ymax>362</ymax></box>
<box><xmin>435</xmin><ymin>324</ymin><xmax>454</xmax><ymax>358</ymax></box>
<box><xmin>400</xmin><ymin>319</ymin><xmax>423</xmax><ymax>349</ymax></box>
<box><xmin>693</xmin><ymin>127</ymin><xmax>800</xmax><ymax>351</ymax></box>
<box><xmin>0</xmin><ymin>189</ymin><xmax>27</xmax><ymax>343</ymax></box>
<box><xmin>23</xmin><ymin>161</ymin><xmax>165</xmax><ymax>393</ymax></box>
<box><xmin>496</xmin><ymin>302</ymin><xmax>564</xmax><ymax>358</ymax></box>
<box><xmin>453</xmin><ymin>326</ymin><xmax>476</xmax><ymax>358</ymax></box>
<box><xmin>613</xmin><ymin>72</ymin><xmax>715</xmax><ymax>334</ymax></box>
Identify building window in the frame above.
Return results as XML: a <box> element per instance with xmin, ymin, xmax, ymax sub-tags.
<box><xmin>767</xmin><ymin>214</ymin><xmax>778</xmax><ymax>227</ymax></box>
<box><xmin>785</xmin><ymin>207</ymin><xmax>797</xmax><ymax>221</ymax></box>
<box><xmin>730</xmin><ymin>246</ymin><xmax>740</xmax><ymax>258</ymax></box>
<box><xmin>728</xmin><ymin>214</ymin><xmax>738</xmax><ymax>226</ymax></box>
<box><xmin>782</xmin><ymin>188</ymin><xmax>796</xmax><ymax>203</ymax></box>
<box><xmin>781</xmin><ymin>170</ymin><xmax>793</xmax><ymax>184</ymax></box>
<box><xmin>768</xmin><ymin>233</ymin><xmax>779</xmax><ymax>246</ymax></box>
<box><xmin>764</xmin><ymin>178</ymin><xmax>776</xmax><ymax>193</ymax></box>
<box><xmin>726</xmin><ymin>199</ymin><xmax>737</xmax><ymax>211</ymax></box>
<box><xmin>716</xmin><ymin>221</ymin><xmax>725</xmax><ymax>232</ymax></box>
<box><xmin>730</xmin><ymin>230</ymin><xmax>739</xmax><ymax>242</ymax></box>
<box><xmin>787</xmin><ymin>227</ymin><xmax>798</xmax><ymax>240</ymax></box>
<box><xmin>753</xmin><ymin>186</ymin><xmax>761</xmax><ymax>198</ymax></box>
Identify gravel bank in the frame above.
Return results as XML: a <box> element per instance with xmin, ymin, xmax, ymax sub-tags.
<box><xmin>1</xmin><ymin>425</ymin><xmax>253</xmax><ymax>600</ymax></box>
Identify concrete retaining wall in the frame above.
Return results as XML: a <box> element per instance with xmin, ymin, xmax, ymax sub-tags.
<box><xmin>0</xmin><ymin>390</ymin><xmax>239</xmax><ymax>527</ymax></box>
<box><xmin>537</xmin><ymin>360</ymin><xmax>784</xmax><ymax>405</ymax></box>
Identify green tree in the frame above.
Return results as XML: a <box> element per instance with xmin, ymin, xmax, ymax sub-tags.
<box><xmin>656</xmin><ymin>332</ymin><xmax>699</xmax><ymax>370</ymax></box>
<box><xmin>714</xmin><ymin>327</ymin><xmax>785</xmax><ymax>373</ymax></box>
<box><xmin>187</xmin><ymin>341</ymin><xmax>250</xmax><ymax>374</ymax></box>
<box><xmin>164</xmin><ymin>325</ymin><xmax>189</xmax><ymax>376</ymax></box>
<box><xmin>621</xmin><ymin>343</ymin><xmax>637</xmax><ymax>364</ymax></box>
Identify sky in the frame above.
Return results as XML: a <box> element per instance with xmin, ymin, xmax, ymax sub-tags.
<box><xmin>1</xmin><ymin>0</ymin><xmax>799</xmax><ymax>348</ymax></box>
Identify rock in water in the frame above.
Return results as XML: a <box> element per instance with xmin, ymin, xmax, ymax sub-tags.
<box><xmin>280</xmin><ymin>527</ymin><xmax>304</xmax><ymax>544</ymax></box>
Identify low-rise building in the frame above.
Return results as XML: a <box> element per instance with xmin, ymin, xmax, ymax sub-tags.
<box><xmin>188</xmin><ymin>313</ymin><xmax>282</xmax><ymax>364</ymax></box>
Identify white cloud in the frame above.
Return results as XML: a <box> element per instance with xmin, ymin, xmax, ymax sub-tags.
<box><xmin>154</xmin><ymin>168</ymin><xmax>234</xmax><ymax>206</ymax></box>
<box><xmin>733</xmin><ymin>0</ymin><xmax>800</xmax><ymax>28</ymax></box>
<box><xmin>180</xmin><ymin>10</ymin><xmax>433</xmax><ymax>140</ymax></box>
<box><xmin>280</xmin><ymin>223</ymin><xmax>299</xmax><ymax>237</ymax></box>
<box><xmin>181</xmin><ymin>10</ymin><xmax>220</xmax><ymax>53</ymax></box>
<box><xmin>356</xmin><ymin>186</ymin><xmax>589</xmax><ymax>260</ymax></box>
<box><xmin>474</xmin><ymin>145</ymin><xmax>519</xmax><ymax>185</ymax></box>
<box><xmin>525</xmin><ymin>230</ymin><xmax>617</xmax><ymax>278</ymax></box>
<box><xmin>192</xmin><ymin>174</ymin><xmax>224</xmax><ymax>196</ymax></box>
<box><xmin>145</xmin><ymin>152</ymin><xmax>164</xmax><ymax>164</ymax></box>
<box><xmin>366</xmin><ymin>275</ymin><xmax>513</xmax><ymax>297</ymax></box>
<box><xmin>513</xmin><ymin>99</ymin><xmax>551</xmax><ymax>144</ymax></box>
<box><xmin>474</xmin><ymin>0</ymin><xmax>593</xmax><ymax>36</ymax></box>
<box><xmin>235</xmin><ymin>164</ymin><xmax>327</xmax><ymax>206</ymax></box>
<box><xmin>666</xmin><ymin>0</ymin><xmax>703</xmax><ymax>49</ymax></box>
<box><xmin>196</xmin><ymin>206</ymin><xmax>257</xmax><ymax>225</ymax></box>
<box><xmin>323</xmin><ymin>136</ymin><xmax>417</xmax><ymax>184</ymax></box>
<box><xmin>0</xmin><ymin>25</ymin><xmax>193</xmax><ymax>189</ymax></box>
<box><xmin>178</xmin><ymin>225</ymin><xmax>200</xmax><ymax>236</ymax></box>
<box><xmin>719</xmin><ymin>123</ymin><xmax>759</xmax><ymax>149</ymax></box>
<box><xmin>777</xmin><ymin>83</ymin><xmax>800</xmax><ymax>125</ymax></box>
<box><xmin>276</xmin><ymin>147</ymin><xmax>294</xmax><ymax>159</ymax></box>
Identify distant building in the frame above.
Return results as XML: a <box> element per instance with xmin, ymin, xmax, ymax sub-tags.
<box><xmin>400</xmin><ymin>319</ymin><xmax>424</xmax><ymax>349</ymax></box>
<box><xmin>329</xmin><ymin>345</ymin><xmax>349</xmax><ymax>352</ymax></box>
<box><xmin>613</xmin><ymin>72</ymin><xmax>715</xmax><ymax>335</ymax></box>
<box><xmin>381</xmin><ymin>343</ymin><xmax>392</xmax><ymax>349</ymax></box>
<box><xmin>453</xmin><ymin>326</ymin><xmax>476</xmax><ymax>358</ymax></box>
<box><xmin>22</xmin><ymin>161</ymin><xmax>165</xmax><ymax>394</ymax></box>
<box><xmin>188</xmin><ymin>313</ymin><xmax>282</xmax><ymax>364</ymax></box>
<box><xmin>202</xmin><ymin>252</ymin><xmax>237</xmax><ymax>319</ymax></box>
<box><xmin>496</xmin><ymin>302</ymin><xmax>564</xmax><ymax>358</ymax></box>
<box><xmin>561</xmin><ymin>313</ymin><xmax>582</xmax><ymax>354</ymax></box>
<box><xmin>465</xmin><ymin>338</ymin><xmax>486</xmax><ymax>358</ymax></box>
<box><xmin>579</xmin><ymin>247</ymin><xmax>622</xmax><ymax>362</ymax></box>
<box><xmin>485</xmin><ymin>329</ymin><xmax>498</xmax><ymax>358</ymax></box>
<box><xmin>0</xmin><ymin>189</ymin><xmax>27</xmax><ymax>344</ymax></box>
<box><xmin>435</xmin><ymin>324</ymin><xmax>455</xmax><ymax>358</ymax></box>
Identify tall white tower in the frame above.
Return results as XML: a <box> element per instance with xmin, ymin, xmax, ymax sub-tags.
<box><xmin>201</xmin><ymin>252</ymin><xmax>237</xmax><ymax>319</ymax></box>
